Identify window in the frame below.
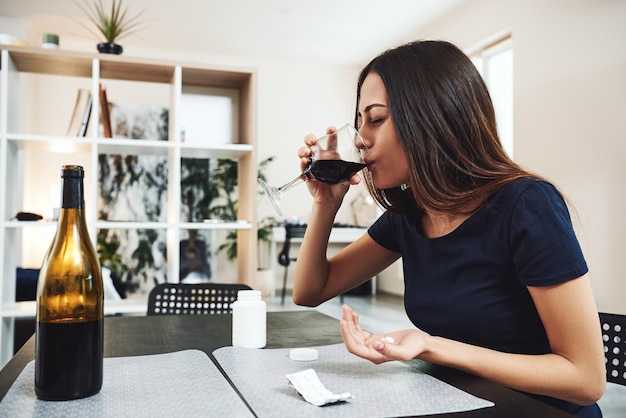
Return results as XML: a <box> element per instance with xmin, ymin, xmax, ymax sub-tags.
<box><xmin>470</xmin><ymin>36</ymin><xmax>514</xmax><ymax>157</ymax></box>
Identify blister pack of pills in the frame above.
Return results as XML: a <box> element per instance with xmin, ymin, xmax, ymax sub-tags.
<box><xmin>286</xmin><ymin>368</ymin><xmax>352</xmax><ymax>407</ymax></box>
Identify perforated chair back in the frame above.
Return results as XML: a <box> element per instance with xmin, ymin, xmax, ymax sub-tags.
<box><xmin>278</xmin><ymin>223</ymin><xmax>307</xmax><ymax>305</ymax></box>
<box><xmin>600</xmin><ymin>312</ymin><xmax>626</xmax><ymax>385</ymax></box>
<box><xmin>147</xmin><ymin>283</ymin><xmax>252</xmax><ymax>315</ymax></box>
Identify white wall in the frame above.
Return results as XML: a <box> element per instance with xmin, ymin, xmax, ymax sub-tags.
<box><xmin>416</xmin><ymin>0</ymin><xmax>626</xmax><ymax>314</ymax></box>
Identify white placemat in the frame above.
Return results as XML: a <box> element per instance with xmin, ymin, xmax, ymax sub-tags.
<box><xmin>213</xmin><ymin>343</ymin><xmax>494</xmax><ymax>417</ymax></box>
<box><xmin>0</xmin><ymin>350</ymin><xmax>253</xmax><ymax>418</ymax></box>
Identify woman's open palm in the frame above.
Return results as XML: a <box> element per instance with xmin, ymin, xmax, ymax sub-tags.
<box><xmin>340</xmin><ymin>304</ymin><xmax>429</xmax><ymax>364</ymax></box>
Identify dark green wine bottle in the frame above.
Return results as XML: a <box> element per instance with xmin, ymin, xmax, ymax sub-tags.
<box><xmin>35</xmin><ymin>165</ymin><xmax>104</xmax><ymax>401</ymax></box>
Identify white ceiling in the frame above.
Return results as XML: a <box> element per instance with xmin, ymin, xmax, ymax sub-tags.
<box><xmin>0</xmin><ymin>0</ymin><xmax>475</xmax><ymax>65</ymax></box>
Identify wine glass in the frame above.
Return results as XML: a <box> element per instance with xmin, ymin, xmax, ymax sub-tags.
<box><xmin>258</xmin><ymin>124</ymin><xmax>367</xmax><ymax>216</ymax></box>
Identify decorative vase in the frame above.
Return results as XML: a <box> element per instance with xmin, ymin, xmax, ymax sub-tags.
<box><xmin>97</xmin><ymin>42</ymin><xmax>123</xmax><ymax>55</ymax></box>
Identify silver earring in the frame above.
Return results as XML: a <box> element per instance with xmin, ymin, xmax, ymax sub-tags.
<box><xmin>400</xmin><ymin>184</ymin><xmax>409</xmax><ymax>191</ymax></box>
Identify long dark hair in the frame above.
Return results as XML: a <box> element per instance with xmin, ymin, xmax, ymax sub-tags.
<box><xmin>356</xmin><ymin>40</ymin><xmax>537</xmax><ymax>214</ymax></box>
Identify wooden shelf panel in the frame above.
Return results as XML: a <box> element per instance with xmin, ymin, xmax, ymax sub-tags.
<box><xmin>0</xmin><ymin>299</ymin><xmax>147</xmax><ymax>318</ymax></box>
<box><xmin>2</xmin><ymin>220</ymin><xmax>57</xmax><ymax>228</ymax></box>
<box><xmin>1</xmin><ymin>136</ymin><xmax>252</xmax><ymax>158</ymax></box>
<box><xmin>182</xmin><ymin>66</ymin><xmax>252</xmax><ymax>88</ymax></box>
<box><xmin>180</xmin><ymin>221</ymin><xmax>252</xmax><ymax>230</ymax></box>
<box><xmin>99</xmin><ymin>59</ymin><xmax>175</xmax><ymax>83</ymax></box>
<box><xmin>4</xmin><ymin>134</ymin><xmax>92</xmax><ymax>154</ymax></box>
<box><xmin>180</xmin><ymin>143</ymin><xmax>253</xmax><ymax>159</ymax></box>
<box><xmin>94</xmin><ymin>221</ymin><xmax>252</xmax><ymax>230</ymax></box>
<box><xmin>3</xmin><ymin>221</ymin><xmax>253</xmax><ymax>230</ymax></box>
<box><xmin>4</xmin><ymin>45</ymin><xmax>176</xmax><ymax>83</ymax></box>
<box><xmin>94</xmin><ymin>222</ymin><xmax>170</xmax><ymax>230</ymax></box>
<box><xmin>97</xmin><ymin>138</ymin><xmax>173</xmax><ymax>156</ymax></box>
<box><xmin>3</xmin><ymin>45</ymin><xmax>254</xmax><ymax>87</ymax></box>
<box><xmin>5</xmin><ymin>46</ymin><xmax>93</xmax><ymax>78</ymax></box>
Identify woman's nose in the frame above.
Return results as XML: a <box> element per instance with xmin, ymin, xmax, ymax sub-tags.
<box><xmin>355</xmin><ymin>126</ymin><xmax>366</xmax><ymax>146</ymax></box>
<box><xmin>355</xmin><ymin>129</ymin><xmax>368</xmax><ymax>157</ymax></box>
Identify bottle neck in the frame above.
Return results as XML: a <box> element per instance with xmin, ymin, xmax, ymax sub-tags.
<box><xmin>61</xmin><ymin>176</ymin><xmax>84</xmax><ymax>209</ymax></box>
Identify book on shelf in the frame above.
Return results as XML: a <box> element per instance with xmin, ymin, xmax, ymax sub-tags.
<box><xmin>66</xmin><ymin>85</ymin><xmax>112</xmax><ymax>138</ymax></box>
<box><xmin>66</xmin><ymin>88</ymin><xmax>92</xmax><ymax>137</ymax></box>
<box><xmin>99</xmin><ymin>84</ymin><xmax>112</xmax><ymax>138</ymax></box>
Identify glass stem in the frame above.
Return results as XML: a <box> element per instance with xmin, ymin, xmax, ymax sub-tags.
<box><xmin>276</xmin><ymin>174</ymin><xmax>306</xmax><ymax>195</ymax></box>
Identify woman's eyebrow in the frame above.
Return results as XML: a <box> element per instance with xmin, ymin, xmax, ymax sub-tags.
<box><xmin>359</xmin><ymin>103</ymin><xmax>388</xmax><ymax>115</ymax></box>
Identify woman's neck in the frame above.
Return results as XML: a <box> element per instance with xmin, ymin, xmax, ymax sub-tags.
<box><xmin>421</xmin><ymin>211</ymin><xmax>471</xmax><ymax>238</ymax></box>
<box><xmin>420</xmin><ymin>198</ymin><xmax>484</xmax><ymax>238</ymax></box>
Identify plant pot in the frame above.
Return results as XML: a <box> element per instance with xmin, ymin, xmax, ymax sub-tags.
<box><xmin>97</xmin><ymin>42</ymin><xmax>123</xmax><ymax>55</ymax></box>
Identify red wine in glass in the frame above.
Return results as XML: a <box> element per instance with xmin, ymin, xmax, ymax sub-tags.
<box><xmin>304</xmin><ymin>160</ymin><xmax>367</xmax><ymax>184</ymax></box>
<box><xmin>258</xmin><ymin>124</ymin><xmax>367</xmax><ymax>216</ymax></box>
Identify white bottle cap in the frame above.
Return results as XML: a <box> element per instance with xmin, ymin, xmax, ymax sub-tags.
<box><xmin>289</xmin><ymin>348</ymin><xmax>318</xmax><ymax>361</ymax></box>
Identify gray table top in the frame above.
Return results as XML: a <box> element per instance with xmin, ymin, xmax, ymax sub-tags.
<box><xmin>0</xmin><ymin>311</ymin><xmax>573</xmax><ymax>417</ymax></box>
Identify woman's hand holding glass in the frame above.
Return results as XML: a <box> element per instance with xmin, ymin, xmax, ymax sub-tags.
<box><xmin>297</xmin><ymin>126</ymin><xmax>363</xmax><ymax>207</ymax></box>
<box><xmin>258</xmin><ymin>124</ymin><xmax>367</xmax><ymax>216</ymax></box>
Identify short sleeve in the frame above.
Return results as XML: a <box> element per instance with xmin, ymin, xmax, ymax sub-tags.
<box><xmin>509</xmin><ymin>181</ymin><xmax>588</xmax><ymax>286</ymax></box>
<box><xmin>368</xmin><ymin>211</ymin><xmax>402</xmax><ymax>253</ymax></box>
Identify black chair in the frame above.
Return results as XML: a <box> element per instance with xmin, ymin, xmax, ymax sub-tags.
<box><xmin>147</xmin><ymin>283</ymin><xmax>251</xmax><ymax>315</ymax></box>
<box><xmin>599</xmin><ymin>312</ymin><xmax>626</xmax><ymax>385</ymax></box>
<box><xmin>278</xmin><ymin>223</ymin><xmax>307</xmax><ymax>305</ymax></box>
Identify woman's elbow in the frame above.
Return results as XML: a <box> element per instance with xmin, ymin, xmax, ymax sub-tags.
<box><xmin>291</xmin><ymin>290</ymin><xmax>321</xmax><ymax>307</ymax></box>
<box><xmin>570</xmin><ymin>371</ymin><xmax>606</xmax><ymax>405</ymax></box>
<box><xmin>581</xmin><ymin>377</ymin><xmax>606</xmax><ymax>405</ymax></box>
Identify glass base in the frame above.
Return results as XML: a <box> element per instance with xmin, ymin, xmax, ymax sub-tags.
<box><xmin>258</xmin><ymin>178</ymin><xmax>283</xmax><ymax>216</ymax></box>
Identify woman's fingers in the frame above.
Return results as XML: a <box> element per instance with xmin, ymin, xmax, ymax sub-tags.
<box><xmin>340</xmin><ymin>304</ymin><xmax>387</xmax><ymax>363</ymax></box>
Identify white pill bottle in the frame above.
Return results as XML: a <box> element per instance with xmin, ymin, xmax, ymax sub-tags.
<box><xmin>232</xmin><ymin>290</ymin><xmax>266</xmax><ymax>348</ymax></box>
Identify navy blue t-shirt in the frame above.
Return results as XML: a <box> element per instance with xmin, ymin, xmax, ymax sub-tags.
<box><xmin>368</xmin><ymin>178</ymin><xmax>600</xmax><ymax>416</ymax></box>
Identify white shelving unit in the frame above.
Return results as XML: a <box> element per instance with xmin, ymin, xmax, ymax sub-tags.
<box><xmin>0</xmin><ymin>45</ymin><xmax>258</xmax><ymax>366</ymax></box>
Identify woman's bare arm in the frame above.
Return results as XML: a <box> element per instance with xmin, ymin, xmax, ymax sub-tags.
<box><xmin>292</xmin><ymin>203</ymin><xmax>398</xmax><ymax>306</ymax></box>
<box><xmin>341</xmin><ymin>275</ymin><xmax>606</xmax><ymax>405</ymax></box>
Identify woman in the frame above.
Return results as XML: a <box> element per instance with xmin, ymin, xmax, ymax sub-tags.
<box><xmin>292</xmin><ymin>40</ymin><xmax>605</xmax><ymax>417</ymax></box>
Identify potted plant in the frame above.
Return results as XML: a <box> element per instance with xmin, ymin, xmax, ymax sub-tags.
<box><xmin>77</xmin><ymin>0</ymin><xmax>147</xmax><ymax>54</ymax></box>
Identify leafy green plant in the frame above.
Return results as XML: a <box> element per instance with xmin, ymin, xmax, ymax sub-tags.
<box><xmin>77</xmin><ymin>0</ymin><xmax>147</xmax><ymax>43</ymax></box>
<box><xmin>208</xmin><ymin>159</ymin><xmax>239</xmax><ymax>222</ymax></box>
<box><xmin>178</xmin><ymin>156</ymin><xmax>277</xmax><ymax>267</ymax></box>
<box><xmin>215</xmin><ymin>156</ymin><xmax>278</xmax><ymax>264</ymax></box>
<box><xmin>97</xmin><ymin>232</ymin><xmax>125</xmax><ymax>279</ymax></box>
<box><xmin>181</xmin><ymin>158</ymin><xmax>219</xmax><ymax>221</ymax></box>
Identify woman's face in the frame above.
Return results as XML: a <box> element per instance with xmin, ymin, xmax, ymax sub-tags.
<box><xmin>357</xmin><ymin>72</ymin><xmax>410</xmax><ymax>189</ymax></box>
